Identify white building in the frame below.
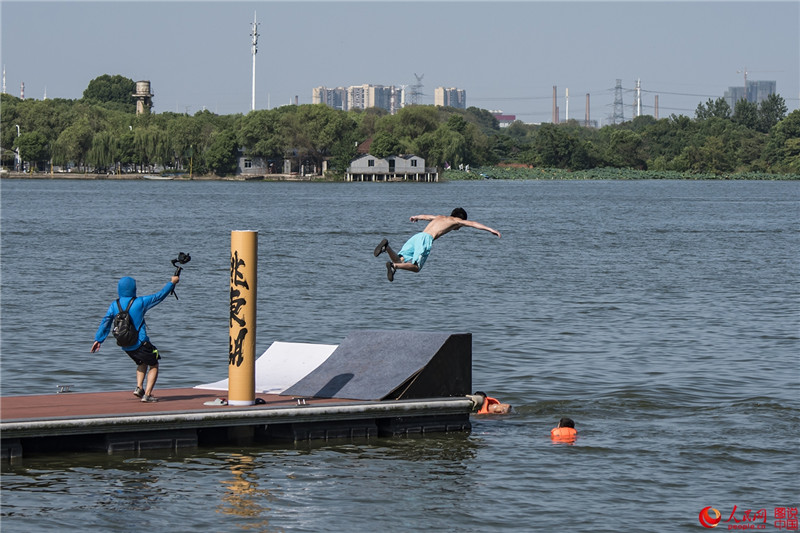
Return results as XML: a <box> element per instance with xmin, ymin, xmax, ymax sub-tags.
<box><xmin>345</xmin><ymin>154</ymin><xmax>438</xmax><ymax>182</ymax></box>
<box><xmin>434</xmin><ymin>87</ymin><xmax>466</xmax><ymax>109</ymax></box>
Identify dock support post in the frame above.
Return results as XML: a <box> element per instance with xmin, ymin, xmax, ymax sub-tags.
<box><xmin>229</xmin><ymin>230</ymin><xmax>257</xmax><ymax>406</ymax></box>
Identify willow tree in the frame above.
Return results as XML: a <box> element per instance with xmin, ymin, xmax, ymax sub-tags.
<box><xmin>87</xmin><ymin>131</ymin><xmax>118</xmax><ymax>172</ymax></box>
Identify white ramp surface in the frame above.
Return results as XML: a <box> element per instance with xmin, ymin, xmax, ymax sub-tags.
<box><xmin>194</xmin><ymin>341</ymin><xmax>337</xmax><ymax>394</ymax></box>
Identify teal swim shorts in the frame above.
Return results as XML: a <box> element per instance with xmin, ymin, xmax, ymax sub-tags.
<box><xmin>398</xmin><ymin>232</ymin><xmax>434</xmax><ymax>269</ymax></box>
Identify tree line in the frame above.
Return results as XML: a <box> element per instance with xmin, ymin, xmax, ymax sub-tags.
<box><xmin>2</xmin><ymin>74</ymin><xmax>798</xmax><ymax>177</ymax></box>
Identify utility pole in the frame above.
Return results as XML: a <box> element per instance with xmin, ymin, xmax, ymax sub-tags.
<box><xmin>250</xmin><ymin>12</ymin><xmax>260</xmax><ymax>112</ymax></box>
<box><xmin>635</xmin><ymin>79</ymin><xmax>641</xmax><ymax>118</ymax></box>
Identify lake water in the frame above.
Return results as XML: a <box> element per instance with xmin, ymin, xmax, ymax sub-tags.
<box><xmin>1</xmin><ymin>178</ymin><xmax>798</xmax><ymax>532</ymax></box>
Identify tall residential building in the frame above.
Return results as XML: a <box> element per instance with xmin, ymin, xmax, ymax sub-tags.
<box><xmin>434</xmin><ymin>87</ymin><xmax>466</xmax><ymax>109</ymax></box>
<box><xmin>313</xmin><ymin>84</ymin><xmax>404</xmax><ymax>113</ymax></box>
<box><xmin>312</xmin><ymin>86</ymin><xmax>348</xmax><ymax>110</ymax></box>
<box><xmin>724</xmin><ymin>80</ymin><xmax>777</xmax><ymax>107</ymax></box>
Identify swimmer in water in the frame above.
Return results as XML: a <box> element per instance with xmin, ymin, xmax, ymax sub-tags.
<box><xmin>473</xmin><ymin>391</ymin><xmax>511</xmax><ymax>414</ymax></box>
<box><xmin>550</xmin><ymin>417</ymin><xmax>577</xmax><ymax>443</ymax></box>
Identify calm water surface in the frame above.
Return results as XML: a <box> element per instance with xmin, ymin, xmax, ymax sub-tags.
<box><xmin>1</xmin><ymin>178</ymin><xmax>798</xmax><ymax>532</ymax></box>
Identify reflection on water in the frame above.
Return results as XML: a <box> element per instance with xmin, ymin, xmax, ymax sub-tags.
<box><xmin>217</xmin><ymin>453</ymin><xmax>277</xmax><ymax>532</ymax></box>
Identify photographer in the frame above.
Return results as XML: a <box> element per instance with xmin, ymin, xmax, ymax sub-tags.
<box><xmin>91</xmin><ymin>273</ymin><xmax>179</xmax><ymax>403</ymax></box>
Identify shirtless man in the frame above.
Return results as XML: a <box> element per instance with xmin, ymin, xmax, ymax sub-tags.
<box><xmin>374</xmin><ymin>207</ymin><xmax>501</xmax><ymax>281</ymax></box>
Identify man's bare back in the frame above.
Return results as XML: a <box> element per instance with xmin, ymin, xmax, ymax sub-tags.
<box><xmin>411</xmin><ymin>214</ymin><xmax>502</xmax><ymax>239</ymax></box>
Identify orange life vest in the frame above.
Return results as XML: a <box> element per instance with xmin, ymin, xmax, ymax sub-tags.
<box><xmin>477</xmin><ymin>396</ymin><xmax>501</xmax><ymax>414</ymax></box>
<box><xmin>551</xmin><ymin>426</ymin><xmax>577</xmax><ymax>442</ymax></box>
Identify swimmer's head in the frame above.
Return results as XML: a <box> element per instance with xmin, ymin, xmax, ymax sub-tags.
<box><xmin>473</xmin><ymin>390</ymin><xmax>487</xmax><ymax>407</ymax></box>
<box><xmin>451</xmin><ymin>207</ymin><xmax>467</xmax><ymax>220</ymax></box>
<box><xmin>558</xmin><ymin>417</ymin><xmax>575</xmax><ymax>428</ymax></box>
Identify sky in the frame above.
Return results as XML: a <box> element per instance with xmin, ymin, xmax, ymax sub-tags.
<box><xmin>1</xmin><ymin>0</ymin><xmax>798</xmax><ymax>125</ymax></box>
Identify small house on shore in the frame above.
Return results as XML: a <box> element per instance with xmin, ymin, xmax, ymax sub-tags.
<box><xmin>345</xmin><ymin>154</ymin><xmax>438</xmax><ymax>182</ymax></box>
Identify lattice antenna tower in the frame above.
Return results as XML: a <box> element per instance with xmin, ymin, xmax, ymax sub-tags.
<box><xmin>410</xmin><ymin>73</ymin><xmax>424</xmax><ymax>105</ymax></box>
<box><xmin>612</xmin><ymin>78</ymin><xmax>625</xmax><ymax>124</ymax></box>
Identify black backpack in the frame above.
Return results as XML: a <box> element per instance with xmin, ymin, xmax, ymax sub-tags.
<box><xmin>112</xmin><ymin>298</ymin><xmax>139</xmax><ymax>346</ymax></box>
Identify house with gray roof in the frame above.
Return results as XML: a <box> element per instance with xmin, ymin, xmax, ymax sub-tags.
<box><xmin>345</xmin><ymin>154</ymin><xmax>438</xmax><ymax>182</ymax></box>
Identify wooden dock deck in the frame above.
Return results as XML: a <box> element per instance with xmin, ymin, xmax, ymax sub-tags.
<box><xmin>0</xmin><ymin>387</ymin><xmax>475</xmax><ymax>459</ymax></box>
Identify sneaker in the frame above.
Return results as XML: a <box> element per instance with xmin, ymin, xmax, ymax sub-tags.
<box><xmin>374</xmin><ymin>238</ymin><xmax>388</xmax><ymax>257</ymax></box>
<box><xmin>386</xmin><ymin>261</ymin><xmax>395</xmax><ymax>282</ymax></box>
<box><xmin>141</xmin><ymin>394</ymin><xmax>159</xmax><ymax>403</ymax></box>
<box><xmin>133</xmin><ymin>387</ymin><xmax>145</xmax><ymax>398</ymax></box>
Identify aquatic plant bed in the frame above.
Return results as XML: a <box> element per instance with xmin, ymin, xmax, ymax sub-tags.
<box><xmin>444</xmin><ymin>167</ymin><xmax>800</xmax><ymax>181</ymax></box>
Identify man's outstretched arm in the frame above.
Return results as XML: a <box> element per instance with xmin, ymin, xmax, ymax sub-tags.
<box><xmin>410</xmin><ymin>215</ymin><xmax>437</xmax><ymax>222</ymax></box>
<box><xmin>461</xmin><ymin>219</ymin><xmax>501</xmax><ymax>237</ymax></box>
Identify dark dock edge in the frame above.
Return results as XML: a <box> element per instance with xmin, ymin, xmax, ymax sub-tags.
<box><xmin>1</xmin><ymin>397</ymin><xmax>475</xmax><ymax>459</ymax></box>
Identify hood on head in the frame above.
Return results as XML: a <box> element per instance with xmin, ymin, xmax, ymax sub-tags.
<box><xmin>117</xmin><ymin>277</ymin><xmax>137</xmax><ymax>297</ymax></box>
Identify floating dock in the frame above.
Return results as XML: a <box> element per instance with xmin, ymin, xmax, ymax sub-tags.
<box><xmin>1</xmin><ymin>331</ymin><xmax>477</xmax><ymax>459</ymax></box>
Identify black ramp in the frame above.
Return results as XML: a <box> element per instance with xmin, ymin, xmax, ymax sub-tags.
<box><xmin>282</xmin><ymin>330</ymin><xmax>471</xmax><ymax>401</ymax></box>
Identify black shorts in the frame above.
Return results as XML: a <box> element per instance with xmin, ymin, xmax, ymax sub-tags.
<box><xmin>125</xmin><ymin>341</ymin><xmax>161</xmax><ymax>367</ymax></box>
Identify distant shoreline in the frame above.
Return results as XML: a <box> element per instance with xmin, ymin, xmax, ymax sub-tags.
<box><xmin>3</xmin><ymin>169</ymin><xmax>798</xmax><ymax>181</ymax></box>
<box><xmin>0</xmin><ymin>172</ymin><xmax>333</xmax><ymax>182</ymax></box>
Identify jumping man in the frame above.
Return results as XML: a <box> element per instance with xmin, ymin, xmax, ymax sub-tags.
<box><xmin>374</xmin><ymin>207</ymin><xmax>501</xmax><ymax>281</ymax></box>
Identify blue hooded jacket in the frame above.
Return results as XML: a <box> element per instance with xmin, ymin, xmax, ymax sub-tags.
<box><xmin>94</xmin><ymin>276</ymin><xmax>176</xmax><ymax>351</ymax></box>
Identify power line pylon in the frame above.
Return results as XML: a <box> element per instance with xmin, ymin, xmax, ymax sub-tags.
<box><xmin>612</xmin><ymin>78</ymin><xmax>625</xmax><ymax>124</ymax></box>
<box><xmin>410</xmin><ymin>73</ymin><xmax>424</xmax><ymax>105</ymax></box>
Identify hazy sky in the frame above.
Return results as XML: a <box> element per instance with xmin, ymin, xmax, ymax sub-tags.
<box><xmin>1</xmin><ymin>1</ymin><xmax>798</xmax><ymax>125</ymax></box>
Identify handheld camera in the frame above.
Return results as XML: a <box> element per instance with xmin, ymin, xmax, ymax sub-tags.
<box><xmin>170</xmin><ymin>252</ymin><xmax>191</xmax><ymax>299</ymax></box>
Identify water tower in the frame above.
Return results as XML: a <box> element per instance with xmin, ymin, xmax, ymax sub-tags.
<box><xmin>133</xmin><ymin>80</ymin><xmax>153</xmax><ymax>115</ymax></box>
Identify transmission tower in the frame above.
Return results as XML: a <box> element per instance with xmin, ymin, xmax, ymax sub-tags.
<box><xmin>612</xmin><ymin>78</ymin><xmax>625</xmax><ymax>124</ymax></box>
<box><xmin>410</xmin><ymin>73</ymin><xmax>424</xmax><ymax>105</ymax></box>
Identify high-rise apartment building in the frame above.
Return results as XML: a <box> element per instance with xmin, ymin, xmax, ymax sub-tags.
<box><xmin>434</xmin><ymin>87</ymin><xmax>466</xmax><ymax>109</ymax></box>
<box><xmin>312</xmin><ymin>86</ymin><xmax>348</xmax><ymax>110</ymax></box>
<box><xmin>724</xmin><ymin>80</ymin><xmax>777</xmax><ymax>108</ymax></box>
<box><xmin>313</xmin><ymin>84</ymin><xmax>404</xmax><ymax>114</ymax></box>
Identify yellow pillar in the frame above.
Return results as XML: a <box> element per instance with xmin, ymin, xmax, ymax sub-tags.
<box><xmin>228</xmin><ymin>230</ymin><xmax>257</xmax><ymax>406</ymax></box>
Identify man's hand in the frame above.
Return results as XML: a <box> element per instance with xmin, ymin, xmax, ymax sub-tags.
<box><xmin>91</xmin><ymin>341</ymin><xmax>101</xmax><ymax>353</ymax></box>
<box><xmin>171</xmin><ymin>275</ymin><xmax>180</xmax><ymax>284</ymax></box>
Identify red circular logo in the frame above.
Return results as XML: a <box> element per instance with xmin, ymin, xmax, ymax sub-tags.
<box><xmin>699</xmin><ymin>507</ymin><xmax>721</xmax><ymax>528</ymax></box>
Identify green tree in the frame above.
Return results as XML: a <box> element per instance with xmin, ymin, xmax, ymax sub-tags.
<box><xmin>695</xmin><ymin>97</ymin><xmax>731</xmax><ymax>120</ymax></box>
<box><xmin>379</xmin><ymin>106</ymin><xmax>440</xmax><ymax>141</ymax></box>
<box><xmin>237</xmin><ymin>109</ymin><xmax>287</xmax><ymax>160</ymax></box>
<box><xmin>602</xmin><ymin>129</ymin><xmax>646</xmax><ymax>169</ymax></box>
<box><xmin>167</xmin><ymin>115</ymin><xmax>201</xmax><ymax>169</ymax></box>
<box><xmin>764</xmin><ymin>109</ymin><xmax>800</xmax><ymax>171</ymax></box>
<box><xmin>352</xmin><ymin>107</ymin><xmax>388</xmax><ymax>139</ymax></box>
<box><xmin>132</xmin><ymin>126</ymin><xmax>169</xmax><ymax>171</ymax></box>
<box><xmin>206</xmin><ymin>129</ymin><xmax>239</xmax><ymax>176</ymax></box>
<box><xmin>732</xmin><ymin>99</ymin><xmax>758</xmax><ymax>130</ymax></box>
<box><xmin>15</xmin><ymin>131</ymin><xmax>49</xmax><ymax>170</ymax></box>
<box><xmin>521</xmin><ymin>123</ymin><xmax>592</xmax><ymax>169</ymax></box>
<box><xmin>87</xmin><ymin>131</ymin><xmax>118</xmax><ymax>172</ymax></box>
<box><xmin>757</xmin><ymin>94</ymin><xmax>788</xmax><ymax>133</ymax></box>
<box><xmin>416</xmin><ymin>125</ymin><xmax>467</xmax><ymax>168</ymax></box>
<box><xmin>285</xmin><ymin>104</ymin><xmax>358</xmax><ymax>172</ymax></box>
<box><xmin>464</xmin><ymin>106</ymin><xmax>500</xmax><ymax>134</ymax></box>
<box><xmin>52</xmin><ymin>117</ymin><xmax>94</xmax><ymax>169</ymax></box>
<box><xmin>83</xmin><ymin>74</ymin><xmax>136</xmax><ymax>113</ymax></box>
<box><xmin>370</xmin><ymin>130</ymin><xmax>405</xmax><ymax>158</ymax></box>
